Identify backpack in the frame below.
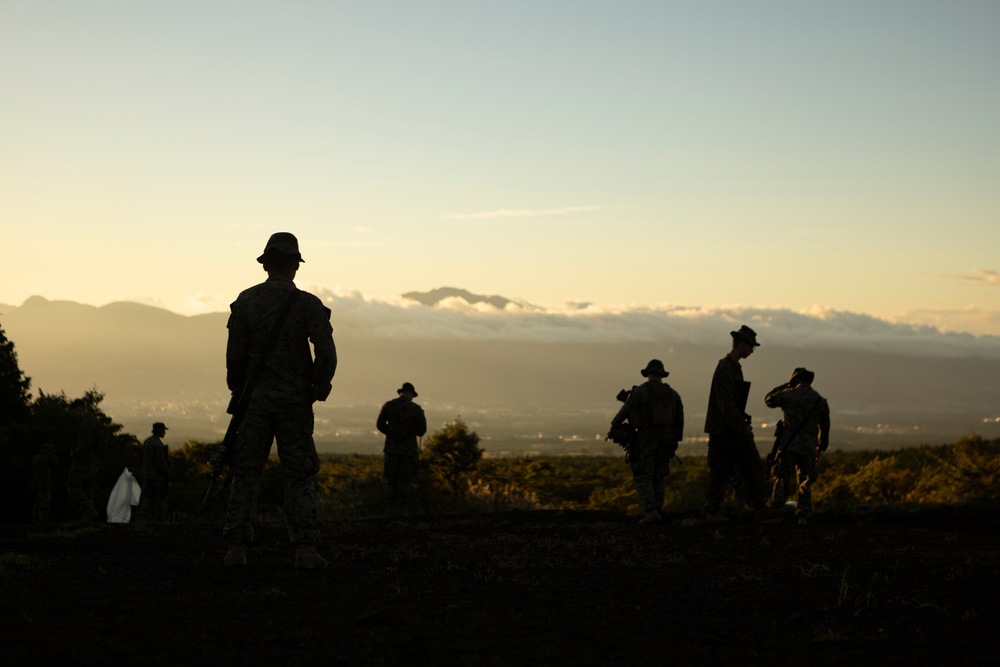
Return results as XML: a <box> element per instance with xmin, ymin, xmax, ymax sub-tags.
<box><xmin>634</xmin><ymin>384</ymin><xmax>677</xmax><ymax>432</ymax></box>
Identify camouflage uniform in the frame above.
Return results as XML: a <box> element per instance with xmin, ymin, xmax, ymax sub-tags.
<box><xmin>703</xmin><ymin>354</ymin><xmax>768</xmax><ymax>514</ymax></box>
<box><xmin>377</xmin><ymin>389</ymin><xmax>427</xmax><ymax>508</ymax></box>
<box><xmin>764</xmin><ymin>377</ymin><xmax>830</xmax><ymax>517</ymax></box>
<box><xmin>611</xmin><ymin>379</ymin><xmax>684</xmax><ymax>514</ymax></box>
<box><xmin>32</xmin><ymin>445</ymin><xmax>59</xmax><ymax>524</ymax></box>
<box><xmin>222</xmin><ymin>276</ymin><xmax>337</xmax><ymax>547</ymax></box>
<box><xmin>137</xmin><ymin>431</ymin><xmax>171</xmax><ymax>521</ymax></box>
<box><xmin>67</xmin><ymin>412</ymin><xmax>101</xmax><ymax>521</ymax></box>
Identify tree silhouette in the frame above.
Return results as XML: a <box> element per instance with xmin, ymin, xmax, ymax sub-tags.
<box><xmin>0</xmin><ymin>321</ymin><xmax>31</xmax><ymax>426</ymax></box>
<box><xmin>422</xmin><ymin>418</ymin><xmax>483</xmax><ymax>497</ymax></box>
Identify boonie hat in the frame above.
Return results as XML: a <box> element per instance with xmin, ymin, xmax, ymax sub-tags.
<box><xmin>257</xmin><ymin>232</ymin><xmax>304</xmax><ymax>264</ymax></box>
<box><xmin>730</xmin><ymin>325</ymin><xmax>761</xmax><ymax>347</ymax></box>
<box><xmin>640</xmin><ymin>359</ymin><xmax>669</xmax><ymax>378</ymax></box>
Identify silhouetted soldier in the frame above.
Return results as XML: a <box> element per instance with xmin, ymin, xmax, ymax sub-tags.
<box><xmin>609</xmin><ymin>360</ymin><xmax>684</xmax><ymax>524</ymax></box>
<box><xmin>67</xmin><ymin>399</ymin><xmax>102</xmax><ymax>523</ymax></box>
<box><xmin>703</xmin><ymin>326</ymin><xmax>769</xmax><ymax>521</ymax></box>
<box><xmin>32</xmin><ymin>443</ymin><xmax>59</xmax><ymax>525</ymax></box>
<box><xmin>137</xmin><ymin>422</ymin><xmax>171</xmax><ymax>521</ymax></box>
<box><xmin>764</xmin><ymin>367</ymin><xmax>830</xmax><ymax>525</ymax></box>
<box><xmin>222</xmin><ymin>232</ymin><xmax>337</xmax><ymax>569</ymax></box>
<box><xmin>377</xmin><ymin>382</ymin><xmax>427</xmax><ymax>516</ymax></box>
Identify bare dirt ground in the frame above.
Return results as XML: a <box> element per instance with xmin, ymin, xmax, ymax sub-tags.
<box><xmin>1</xmin><ymin>507</ymin><xmax>998</xmax><ymax>666</ymax></box>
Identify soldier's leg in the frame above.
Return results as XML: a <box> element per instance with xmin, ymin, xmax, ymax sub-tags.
<box><xmin>398</xmin><ymin>454</ymin><xmax>418</xmax><ymax>501</ymax></box>
<box><xmin>223</xmin><ymin>410</ymin><xmax>276</xmax><ymax>546</ymax></box>
<box><xmin>67</xmin><ymin>460</ymin><xmax>98</xmax><ymax>520</ymax></box>
<box><xmin>769</xmin><ymin>454</ymin><xmax>792</xmax><ymax>509</ymax></box>
<box><xmin>274</xmin><ymin>407</ymin><xmax>322</xmax><ymax>545</ymax></box>
<box><xmin>735</xmin><ymin>434</ymin><xmax>768</xmax><ymax>510</ymax></box>
<box><xmin>652</xmin><ymin>442</ymin><xmax>671</xmax><ymax>510</ymax></box>
<box><xmin>629</xmin><ymin>438</ymin><xmax>658</xmax><ymax>513</ymax></box>
<box><xmin>704</xmin><ymin>435</ymin><xmax>736</xmax><ymax>514</ymax></box>
<box><xmin>795</xmin><ymin>453</ymin><xmax>818</xmax><ymax>517</ymax></box>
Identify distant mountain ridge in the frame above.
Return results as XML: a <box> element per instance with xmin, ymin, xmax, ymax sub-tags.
<box><xmin>3</xmin><ymin>293</ymin><xmax>1000</xmax><ymax>449</ymax></box>
<box><xmin>402</xmin><ymin>287</ymin><xmax>521</xmax><ymax>310</ymax></box>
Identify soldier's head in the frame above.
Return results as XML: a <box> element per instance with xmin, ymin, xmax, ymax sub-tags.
<box><xmin>69</xmin><ymin>398</ymin><xmax>87</xmax><ymax>417</ymax></box>
<box><xmin>152</xmin><ymin>422</ymin><xmax>168</xmax><ymax>437</ymax></box>
<box><xmin>397</xmin><ymin>382</ymin><xmax>418</xmax><ymax>400</ymax></box>
<box><xmin>730</xmin><ymin>325</ymin><xmax>760</xmax><ymax>359</ymax></box>
<box><xmin>257</xmin><ymin>232</ymin><xmax>304</xmax><ymax>276</ymax></box>
<box><xmin>789</xmin><ymin>367</ymin><xmax>815</xmax><ymax>387</ymax></box>
<box><xmin>640</xmin><ymin>359</ymin><xmax>669</xmax><ymax>381</ymax></box>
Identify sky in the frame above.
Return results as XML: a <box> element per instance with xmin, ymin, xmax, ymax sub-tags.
<box><xmin>2</xmin><ymin>1</ymin><xmax>999</xmax><ymax>336</ymax></box>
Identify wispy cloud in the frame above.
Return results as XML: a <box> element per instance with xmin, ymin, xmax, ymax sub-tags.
<box><xmin>940</xmin><ymin>268</ymin><xmax>1000</xmax><ymax>286</ymax></box>
<box><xmin>447</xmin><ymin>205</ymin><xmax>600</xmax><ymax>220</ymax></box>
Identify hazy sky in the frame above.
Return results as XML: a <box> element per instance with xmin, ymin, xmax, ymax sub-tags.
<box><xmin>2</xmin><ymin>1</ymin><xmax>999</xmax><ymax>335</ymax></box>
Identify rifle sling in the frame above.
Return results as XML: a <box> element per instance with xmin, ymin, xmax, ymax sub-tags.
<box><xmin>236</xmin><ymin>287</ymin><xmax>301</xmax><ymax>405</ymax></box>
<box><xmin>776</xmin><ymin>396</ymin><xmax>822</xmax><ymax>454</ymax></box>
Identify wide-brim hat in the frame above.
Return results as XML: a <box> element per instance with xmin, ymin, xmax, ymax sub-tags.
<box><xmin>790</xmin><ymin>367</ymin><xmax>815</xmax><ymax>384</ymax></box>
<box><xmin>640</xmin><ymin>359</ymin><xmax>669</xmax><ymax>378</ymax></box>
<box><xmin>257</xmin><ymin>232</ymin><xmax>305</xmax><ymax>264</ymax></box>
<box><xmin>397</xmin><ymin>382</ymin><xmax>418</xmax><ymax>397</ymax></box>
<box><xmin>730</xmin><ymin>325</ymin><xmax>761</xmax><ymax>347</ymax></box>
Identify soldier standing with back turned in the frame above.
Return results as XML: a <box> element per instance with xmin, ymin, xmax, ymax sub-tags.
<box><xmin>137</xmin><ymin>422</ymin><xmax>171</xmax><ymax>521</ymax></box>
<box><xmin>222</xmin><ymin>232</ymin><xmax>337</xmax><ymax>569</ymax></box>
<box><xmin>764</xmin><ymin>367</ymin><xmax>830</xmax><ymax>525</ymax></box>
<box><xmin>377</xmin><ymin>382</ymin><xmax>427</xmax><ymax>516</ymax></box>
<box><xmin>609</xmin><ymin>359</ymin><xmax>684</xmax><ymax>524</ymax></box>
<box><xmin>67</xmin><ymin>399</ymin><xmax>102</xmax><ymax>523</ymax></box>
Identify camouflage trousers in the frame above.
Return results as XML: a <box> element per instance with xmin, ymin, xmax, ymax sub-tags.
<box><xmin>384</xmin><ymin>452</ymin><xmax>418</xmax><ymax>507</ymax></box>
<box><xmin>628</xmin><ymin>436</ymin><xmax>673</xmax><ymax>513</ymax></box>
<box><xmin>704</xmin><ymin>432</ymin><xmax>768</xmax><ymax>513</ymax></box>
<box><xmin>770</xmin><ymin>450</ymin><xmax>818</xmax><ymax>516</ymax></box>
<box><xmin>67</xmin><ymin>457</ymin><xmax>100</xmax><ymax>520</ymax></box>
<box><xmin>33</xmin><ymin>482</ymin><xmax>53</xmax><ymax>524</ymax></box>
<box><xmin>223</xmin><ymin>406</ymin><xmax>321</xmax><ymax>546</ymax></box>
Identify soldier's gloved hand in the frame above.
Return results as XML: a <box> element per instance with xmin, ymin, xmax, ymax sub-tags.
<box><xmin>312</xmin><ymin>382</ymin><xmax>332</xmax><ymax>402</ymax></box>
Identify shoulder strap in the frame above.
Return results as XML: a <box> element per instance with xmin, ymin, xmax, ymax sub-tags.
<box><xmin>246</xmin><ymin>288</ymin><xmax>301</xmax><ymax>388</ymax></box>
<box><xmin>783</xmin><ymin>395</ymin><xmax>823</xmax><ymax>446</ymax></box>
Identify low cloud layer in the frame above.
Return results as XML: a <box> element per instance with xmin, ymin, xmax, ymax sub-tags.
<box><xmin>310</xmin><ymin>287</ymin><xmax>1000</xmax><ymax>359</ymax></box>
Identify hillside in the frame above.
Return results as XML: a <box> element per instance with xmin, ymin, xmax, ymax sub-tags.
<box><xmin>1</xmin><ymin>508</ymin><xmax>997</xmax><ymax>665</ymax></box>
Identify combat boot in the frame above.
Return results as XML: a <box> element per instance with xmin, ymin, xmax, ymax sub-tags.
<box><xmin>224</xmin><ymin>544</ymin><xmax>247</xmax><ymax>567</ymax></box>
<box><xmin>639</xmin><ymin>510</ymin><xmax>662</xmax><ymax>525</ymax></box>
<box><xmin>294</xmin><ymin>544</ymin><xmax>328</xmax><ymax>570</ymax></box>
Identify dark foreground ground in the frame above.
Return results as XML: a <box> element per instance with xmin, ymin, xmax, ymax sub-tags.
<box><xmin>1</xmin><ymin>507</ymin><xmax>998</xmax><ymax>666</ymax></box>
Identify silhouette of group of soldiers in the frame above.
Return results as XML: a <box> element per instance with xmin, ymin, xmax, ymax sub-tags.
<box><xmin>610</xmin><ymin>324</ymin><xmax>830</xmax><ymax>526</ymax></box>
<box><xmin>34</xmin><ymin>232</ymin><xmax>830</xmax><ymax>571</ymax></box>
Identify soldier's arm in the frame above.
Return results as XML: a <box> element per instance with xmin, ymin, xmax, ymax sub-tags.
<box><xmin>415</xmin><ymin>407</ymin><xmax>427</xmax><ymax>437</ymax></box>
<box><xmin>611</xmin><ymin>386</ymin><xmax>642</xmax><ymax>428</ymax></box>
<box><xmin>674</xmin><ymin>392</ymin><xmax>684</xmax><ymax>442</ymax></box>
<box><xmin>818</xmin><ymin>399</ymin><xmax>831</xmax><ymax>451</ymax></box>
<box><xmin>225</xmin><ymin>309</ymin><xmax>249</xmax><ymax>392</ymax></box>
<box><xmin>376</xmin><ymin>403</ymin><xmax>391</xmax><ymax>435</ymax></box>
<box><xmin>764</xmin><ymin>383</ymin><xmax>792</xmax><ymax>408</ymax></box>
<box><xmin>715</xmin><ymin>368</ymin><xmax>747</xmax><ymax>434</ymax></box>
<box><xmin>309</xmin><ymin>304</ymin><xmax>337</xmax><ymax>401</ymax></box>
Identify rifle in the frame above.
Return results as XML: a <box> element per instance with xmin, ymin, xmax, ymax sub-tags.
<box><xmin>765</xmin><ymin>395</ymin><xmax>822</xmax><ymax>474</ymax></box>
<box><xmin>200</xmin><ymin>288</ymin><xmax>300</xmax><ymax>511</ymax></box>
<box><xmin>764</xmin><ymin>419</ymin><xmax>785</xmax><ymax>472</ymax></box>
